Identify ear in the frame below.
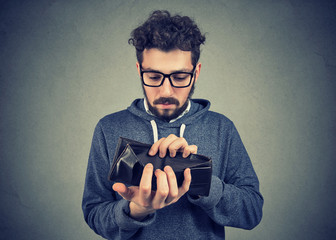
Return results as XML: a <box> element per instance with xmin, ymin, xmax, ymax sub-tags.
<box><xmin>136</xmin><ymin>62</ymin><xmax>141</xmax><ymax>77</ymax></box>
<box><xmin>194</xmin><ymin>62</ymin><xmax>202</xmax><ymax>83</ymax></box>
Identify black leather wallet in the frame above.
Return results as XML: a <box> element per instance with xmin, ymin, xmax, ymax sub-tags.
<box><xmin>108</xmin><ymin>137</ymin><xmax>212</xmax><ymax>196</ymax></box>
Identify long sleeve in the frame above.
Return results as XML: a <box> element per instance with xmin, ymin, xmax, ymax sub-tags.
<box><xmin>188</xmin><ymin>123</ymin><xmax>264</xmax><ymax>229</ymax></box>
<box><xmin>82</xmin><ymin>122</ymin><xmax>155</xmax><ymax>240</ymax></box>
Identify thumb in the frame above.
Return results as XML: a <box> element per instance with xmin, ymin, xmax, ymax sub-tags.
<box><xmin>112</xmin><ymin>183</ymin><xmax>133</xmax><ymax>201</ymax></box>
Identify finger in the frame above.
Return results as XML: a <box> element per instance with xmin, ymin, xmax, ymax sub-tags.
<box><xmin>149</xmin><ymin>138</ymin><xmax>165</xmax><ymax>156</ymax></box>
<box><xmin>152</xmin><ymin>169</ymin><xmax>169</xmax><ymax>209</ymax></box>
<box><xmin>178</xmin><ymin>168</ymin><xmax>192</xmax><ymax>197</ymax></box>
<box><xmin>182</xmin><ymin>145</ymin><xmax>197</xmax><ymax>158</ymax></box>
<box><xmin>164</xmin><ymin>166</ymin><xmax>178</xmax><ymax>204</ymax></box>
<box><xmin>158</xmin><ymin>134</ymin><xmax>179</xmax><ymax>158</ymax></box>
<box><xmin>139</xmin><ymin>163</ymin><xmax>154</xmax><ymax>206</ymax></box>
<box><xmin>168</xmin><ymin>137</ymin><xmax>188</xmax><ymax>158</ymax></box>
<box><xmin>112</xmin><ymin>183</ymin><xmax>133</xmax><ymax>200</ymax></box>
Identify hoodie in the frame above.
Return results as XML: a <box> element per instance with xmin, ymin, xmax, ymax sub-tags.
<box><xmin>82</xmin><ymin>98</ymin><xmax>263</xmax><ymax>240</ymax></box>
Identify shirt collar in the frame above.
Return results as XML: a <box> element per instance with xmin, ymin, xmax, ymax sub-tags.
<box><xmin>144</xmin><ymin>98</ymin><xmax>191</xmax><ymax>123</ymax></box>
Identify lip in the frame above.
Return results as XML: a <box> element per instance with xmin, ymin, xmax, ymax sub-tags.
<box><xmin>157</xmin><ymin>103</ymin><xmax>175</xmax><ymax>109</ymax></box>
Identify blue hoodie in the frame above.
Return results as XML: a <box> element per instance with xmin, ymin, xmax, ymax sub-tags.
<box><xmin>82</xmin><ymin>98</ymin><xmax>263</xmax><ymax>240</ymax></box>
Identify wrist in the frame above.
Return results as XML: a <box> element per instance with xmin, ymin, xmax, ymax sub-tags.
<box><xmin>129</xmin><ymin>202</ymin><xmax>155</xmax><ymax>221</ymax></box>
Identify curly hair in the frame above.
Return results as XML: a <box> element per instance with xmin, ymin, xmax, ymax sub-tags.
<box><xmin>129</xmin><ymin>10</ymin><xmax>206</xmax><ymax>67</ymax></box>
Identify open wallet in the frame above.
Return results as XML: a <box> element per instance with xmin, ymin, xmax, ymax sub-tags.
<box><xmin>108</xmin><ymin>137</ymin><xmax>212</xmax><ymax>196</ymax></box>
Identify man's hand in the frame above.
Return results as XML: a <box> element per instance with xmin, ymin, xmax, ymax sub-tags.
<box><xmin>149</xmin><ymin>134</ymin><xmax>198</xmax><ymax>158</ymax></box>
<box><xmin>112</xmin><ymin>135</ymin><xmax>197</xmax><ymax>220</ymax></box>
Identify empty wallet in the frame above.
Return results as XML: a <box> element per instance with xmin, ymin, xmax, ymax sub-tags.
<box><xmin>108</xmin><ymin>137</ymin><xmax>212</xmax><ymax>196</ymax></box>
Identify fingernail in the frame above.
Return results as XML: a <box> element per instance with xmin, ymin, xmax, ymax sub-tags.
<box><xmin>164</xmin><ymin>165</ymin><xmax>172</xmax><ymax>172</ymax></box>
<box><xmin>148</xmin><ymin>149</ymin><xmax>154</xmax><ymax>155</ymax></box>
<box><xmin>146</xmin><ymin>163</ymin><xmax>153</xmax><ymax>169</ymax></box>
<box><xmin>154</xmin><ymin>169</ymin><xmax>161</xmax><ymax>176</ymax></box>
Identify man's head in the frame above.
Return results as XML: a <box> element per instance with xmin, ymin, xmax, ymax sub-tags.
<box><xmin>129</xmin><ymin>10</ymin><xmax>206</xmax><ymax>121</ymax></box>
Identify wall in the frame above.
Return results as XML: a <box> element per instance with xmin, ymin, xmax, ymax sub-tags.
<box><xmin>1</xmin><ymin>0</ymin><xmax>335</xmax><ymax>239</ymax></box>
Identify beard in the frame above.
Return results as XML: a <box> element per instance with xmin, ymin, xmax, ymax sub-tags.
<box><xmin>143</xmin><ymin>83</ymin><xmax>195</xmax><ymax>122</ymax></box>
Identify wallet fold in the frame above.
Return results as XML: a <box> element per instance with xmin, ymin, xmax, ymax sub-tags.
<box><xmin>108</xmin><ymin>137</ymin><xmax>212</xmax><ymax>196</ymax></box>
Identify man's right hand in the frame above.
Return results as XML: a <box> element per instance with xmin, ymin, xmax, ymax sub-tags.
<box><xmin>112</xmin><ymin>163</ymin><xmax>191</xmax><ymax>220</ymax></box>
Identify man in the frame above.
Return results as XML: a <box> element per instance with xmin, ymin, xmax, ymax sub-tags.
<box><xmin>82</xmin><ymin>10</ymin><xmax>263</xmax><ymax>239</ymax></box>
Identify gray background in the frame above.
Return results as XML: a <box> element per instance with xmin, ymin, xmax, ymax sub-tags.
<box><xmin>1</xmin><ymin>0</ymin><xmax>335</xmax><ymax>239</ymax></box>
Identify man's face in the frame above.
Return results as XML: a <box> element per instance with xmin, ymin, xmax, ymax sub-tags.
<box><xmin>137</xmin><ymin>48</ymin><xmax>201</xmax><ymax>121</ymax></box>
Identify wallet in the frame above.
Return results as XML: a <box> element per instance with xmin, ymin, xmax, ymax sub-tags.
<box><xmin>108</xmin><ymin>137</ymin><xmax>212</xmax><ymax>196</ymax></box>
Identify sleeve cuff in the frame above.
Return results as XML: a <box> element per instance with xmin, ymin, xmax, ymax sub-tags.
<box><xmin>187</xmin><ymin>176</ymin><xmax>224</xmax><ymax>210</ymax></box>
<box><xmin>114</xmin><ymin>199</ymin><xmax>156</xmax><ymax>230</ymax></box>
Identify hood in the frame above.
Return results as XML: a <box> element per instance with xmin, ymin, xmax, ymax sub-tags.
<box><xmin>127</xmin><ymin>98</ymin><xmax>211</xmax><ymax>142</ymax></box>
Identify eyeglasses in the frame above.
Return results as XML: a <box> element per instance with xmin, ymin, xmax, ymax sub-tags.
<box><xmin>140</xmin><ymin>65</ymin><xmax>196</xmax><ymax>88</ymax></box>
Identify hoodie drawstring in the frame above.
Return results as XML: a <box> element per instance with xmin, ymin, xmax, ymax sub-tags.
<box><xmin>179</xmin><ymin>124</ymin><xmax>186</xmax><ymax>138</ymax></box>
<box><xmin>150</xmin><ymin>120</ymin><xmax>159</xmax><ymax>143</ymax></box>
<box><xmin>150</xmin><ymin>120</ymin><xmax>186</xmax><ymax>143</ymax></box>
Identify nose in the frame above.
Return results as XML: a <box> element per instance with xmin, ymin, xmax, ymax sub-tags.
<box><xmin>159</xmin><ymin>76</ymin><xmax>174</xmax><ymax>96</ymax></box>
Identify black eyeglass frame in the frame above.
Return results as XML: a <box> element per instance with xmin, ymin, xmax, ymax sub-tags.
<box><xmin>140</xmin><ymin>64</ymin><xmax>196</xmax><ymax>88</ymax></box>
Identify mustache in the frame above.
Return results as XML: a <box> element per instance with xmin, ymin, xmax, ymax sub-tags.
<box><xmin>153</xmin><ymin>97</ymin><xmax>180</xmax><ymax>106</ymax></box>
